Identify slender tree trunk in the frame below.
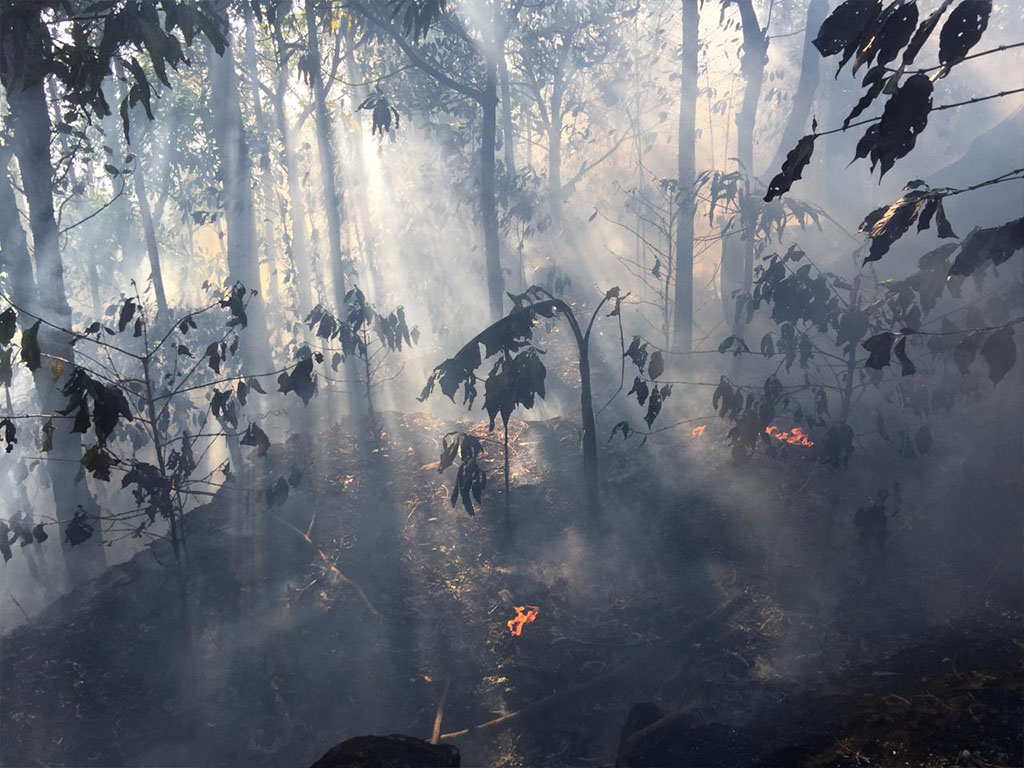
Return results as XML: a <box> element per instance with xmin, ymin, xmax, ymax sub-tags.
<box><xmin>98</xmin><ymin>78</ymin><xmax>138</xmax><ymax>308</ymax></box>
<box><xmin>243</xmin><ymin>3</ymin><xmax>282</xmax><ymax>317</ymax></box>
<box><xmin>46</xmin><ymin>79</ymin><xmax>103</xmax><ymax>317</ymax></box>
<box><xmin>551</xmin><ymin>298</ymin><xmax>601</xmax><ymax>516</ymax></box>
<box><xmin>8</xmin><ymin>88</ymin><xmax>67</xmax><ymax>317</ymax></box>
<box><xmin>733</xmin><ymin>0</ymin><xmax>768</xmax><ymax>333</ymax></box>
<box><xmin>304</xmin><ymin>0</ymin><xmax>348</xmax><ymax>315</ymax></box>
<box><xmin>2</xmin><ymin>39</ymin><xmax>106</xmax><ymax>584</ymax></box>
<box><xmin>502</xmin><ymin>416</ymin><xmax>511</xmax><ymax>532</ymax></box>
<box><xmin>734</xmin><ymin>0</ymin><xmax>767</xmax><ymax>180</ymax></box>
<box><xmin>130</xmin><ymin>151</ymin><xmax>168</xmax><ymax>319</ymax></box>
<box><xmin>579</xmin><ymin>346</ymin><xmax>599</xmax><ymax>515</ymax></box>
<box><xmin>303</xmin><ymin>10</ymin><xmax>362</xmax><ymax>422</ymax></box>
<box><xmin>769</xmin><ymin>0</ymin><xmax>827</xmax><ymax>174</ymax></box>
<box><xmin>344</xmin><ymin>38</ymin><xmax>383</xmax><ymax>296</ymax></box>
<box><xmin>207</xmin><ymin>1</ymin><xmax>273</xmax><ymax>368</ymax></box>
<box><xmin>0</xmin><ymin>145</ymin><xmax>36</xmax><ymax>307</ymax></box>
<box><xmin>547</xmin><ymin>73</ymin><xmax>564</xmax><ymax>225</ymax></box>
<box><xmin>498</xmin><ymin>50</ymin><xmax>516</xmax><ymax>176</ymax></box>
<box><xmin>114</xmin><ymin>62</ymin><xmax>169</xmax><ymax>319</ymax></box>
<box><xmin>0</xmin><ymin>149</ymin><xmax>57</xmax><ymax>599</ymax></box>
<box><xmin>673</xmin><ymin>0</ymin><xmax>699</xmax><ymax>353</ymax></box>
<box><xmin>270</xmin><ymin>32</ymin><xmax>313</xmax><ymax>316</ymax></box>
<box><xmin>481</xmin><ymin>64</ymin><xmax>504</xmax><ymax>321</ymax></box>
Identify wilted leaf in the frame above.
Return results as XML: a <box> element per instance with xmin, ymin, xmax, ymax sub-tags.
<box><xmin>902</xmin><ymin>0</ymin><xmax>955</xmax><ymax>66</ymax></box>
<box><xmin>953</xmin><ymin>331</ymin><xmax>983</xmax><ymax>375</ymax></box>
<box><xmin>644</xmin><ymin>384</ymin><xmax>663</xmax><ymax>427</ymax></box>
<box><xmin>65</xmin><ymin>508</ymin><xmax>94</xmax><ymax>546</ymax></box>
<box><xmin>0</xmin><ymin>418</ymin><xmax>16</xmax><ymax>452</ymax></box>
<box><xmin>860</xmin><ymin>186</ymin><xmax>931</xmax><ymax>262</ymax></box>
<box><xmin>118</xmin><ymin>298</ymin><xmax>136</xmax><ymax>333</ymax></box>
<box><xmin>814</xmin><ymin>0</ymin><xmax>882</xmax><ymax>69</ymax></box>
<box><xmin>648</xmin><ymin>350</ymin><xmax>665</xmax><ymax>380</ymax></box>
<box><xmin>836</xmin><ymin>309</ymin><xmax>869</xmax><ymax>347</ymax></box>
<box><xmin>893</xmin><ymin>336</ymin><xmax>916</xmax><ymax>376</ymax></box>
<box><xmin>948</xmin><ymin>218</ymin><xmax>1024</xmax><ymax>276</ymax></box>
<box><xmin>937</xmin><ymin>0</ymin><xmax>991</xmax><ymax>75</ymax></box>
<box><xmin>627</xmin><ymin>376</ymin><xmax>649</xmax><ymax>406</ymax></box>
<box><xmin>980</xmin><ymin>326</ymin><xmax>1016</xmax><ymax>384</ymax></box>
<box><xmin>765</xmin><ymin>134</ymin><xmax>816</xmax><ymax>202</ymax></box>
<box><xmin>609</xmin><ymin>421</ymin><xmax>632</xmax><ymax>441</ymax></box>
<box><xmin>20</xmin><ymin>320</ymin><xmax>41</xmax><ymax>372</ymax></box>
<box><xmin>854</xmin><ymin>0</ymin><xmax>919</xmax><ymax>72</ymax></box>
<box><xmin>863</xmin><ymin>332</ymin><xmax>895</xmax><ymax>369</ymax></box>
<box><xmin>861</xmin><ymin>74</ymin><xmax>933</xmax><ymax>177</ymax></box>
<box><xmin>0</xmin><ymin>308</ymin><xmax>16</xmax><ymax>346</ymax></box>
<box><xmin>240</xmin><ymin>422</ymin><xmax>271</xmax><ymax>457</ymax></box>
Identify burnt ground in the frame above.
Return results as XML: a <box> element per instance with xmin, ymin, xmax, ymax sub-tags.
<box><xmin>0</xmin><ymin>412</ymin><xmax>1021</xmax><ymax>767</ymax></box>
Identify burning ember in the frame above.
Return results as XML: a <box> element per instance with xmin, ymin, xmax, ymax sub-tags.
<box><xmin>765</xmin><ymin>425</ymin><xmax>814</xmax><ymax>447</ymax></box>
<box><xmin>507</xmin><ymin>605</ymin><xmax>540</xmax><ymax>637</ymax></box>
<box><xmin>692</xmin><ymin>425</ymin><xmax>706</xmax><ymax>436</ymax></box>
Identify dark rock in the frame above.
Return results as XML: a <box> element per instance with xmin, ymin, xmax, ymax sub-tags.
<box><xmin>616</xmin><ymin>710</ymin><xmax>761</xmax><ymax>768</ymax></box>
<box><xmin>310</xmin><ymin>734</ymin><xmax>460</xmax><ymax>768</ymax></box>
<box><xmin>615</xmin><ymin>702</ymin><xmax>665</xmax><ymax>766</ymax></box>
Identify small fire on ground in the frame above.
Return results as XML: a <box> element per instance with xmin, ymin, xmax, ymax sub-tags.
<box><xmin>692</xmin><ymin>425</ymin><xmax>706</xmax><ymax>436</ymax></box>
<box><xmin>765</xmin><ymin>425</ymin><xmax>814</xmax><ymax>447</ymax></box>
<box><xmin>507</xmin><ymin>605</ymin><xmax>540</xmax><ymax>637</ymax></box>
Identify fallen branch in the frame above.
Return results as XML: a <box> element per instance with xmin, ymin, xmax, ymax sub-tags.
<box><xmin>439</xmin><ymin>595</ymin><xmax>748</xmax><ymax>740</ymax></box>
<box><xmin>430</xmin><ymin>677</ymin><xmax>451</xmax><ymax>745</ymax></box>
<box><xmin>270</xmin><ymin>513</ymin><xmax>380</xmax><ymax>620</ymax></box>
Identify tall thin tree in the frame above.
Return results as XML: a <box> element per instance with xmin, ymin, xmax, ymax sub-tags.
<box><xmin>673</xmin><ymin>0</ymin><xmax>700</xmax><ymax>353</ymax></box>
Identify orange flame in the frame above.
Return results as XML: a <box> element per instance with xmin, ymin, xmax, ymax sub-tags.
<box><xmin>692</xmin><ymin>425</ymin><xmax>706</xmax><ymax>436</ymax></box>
<box><xmin>507</xmin><ymin>605</ymin><xmax>540</xmax><ymax>637</ymax></box>
<box><xmin>765</xmin><ymin>425</ymin><xmax>814</xmax><ymax>447</ymax></box>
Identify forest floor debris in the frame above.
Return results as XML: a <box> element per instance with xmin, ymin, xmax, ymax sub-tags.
<box><xmin>0</xmin><ymin>412</ymin><xmax>1020</xmax><ymax>767</ymax></box>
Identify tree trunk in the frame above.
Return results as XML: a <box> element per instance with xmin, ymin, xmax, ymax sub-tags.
<box><xmin>243</xmin><ymin>2</ymin><xmax>282</xmax><ymax>317</ymax></box>
<box><xmin>2</xmin><ymin>41</ymin><xmax>106</xmax><ymax>585</ymax></box>
<box><xmin>556</xmin><ymin>299</ymin><xmax>601</xmax><ymax>517</ymax></box>
<box><xmin>733</xmin><ymin>0</ymin><xmax>768</xmax><ymax>332</ymax></box>
<box><xmin>344</xmin><ymin>39</ymin><xmax>383</xmax><ymax>296</ymax></box>
<box><xmin>498</xmin><ymin>50</ymin><xmax>516</xmax><ymax>177</ymax></box>
<box><xmin>270</xmin><ymin>28</ymin><xmax>314</xmax><ymax>316</ymax></box>
<box><xmin>46</xmin><ymin>79</ymin><xmax>103</xmax><ymax>318</ymax></box>
<box><xmin>734</xmin><ymin>0</ymin><xmax>767</xmax><ymax>179</ymax></box>
<box><xmin>304</xmin><ymin>0</ymin><xmax>348</xmax><ymax>315</ymax></box>
<box><xmin>130</xmin><ymin>148</ymin><xmax>168</xmax><ymax>319</ymax></box>
<box><xmin>114</xmin><ymin>62</ymin><xmax>169</xmax><ymax>320</ymax></box>
<box><xmin>0</xmin><ymin>145</ymin><xmax>36</xmax><ymax>307</ymax></box>
<box><xmin>481</xmin><ymin>64</ymin><xmax>505</xmax><ymax>321</ymax></box>
<box><xmin>547</xmin><ymin>73</ymin><xmax>564</xmax><ymax>226</ymax></box>
<box><xmin>578</xmin><ymin>342</ymin><xmax>599</xmax><ymax>516</ymax></box>
<box><xmin>207</xmin><ymin>0</ymin><xmax>272</xmax><ymax>369</ymax></box>
<box><xmin>673</xmin><ymin>0</ymin><xmax>699</xmax><ymax>354</ymax></box>
<box><xmin>768</xmin><ymin>0</ymin><xmax>827</xmax><ymax>174</ymax></box>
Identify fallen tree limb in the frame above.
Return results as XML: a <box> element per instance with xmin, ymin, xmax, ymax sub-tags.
<box><xmin>439</xmin><ymin>594</ymin><xmax>748</xmax><ymax>740</ymax></box>
<box><xmin>430</xmin><ymin>677</ymin><xmax>451</xmax><ymax>745</ymax></box>
<box><xmin>270</xmin><ymin>513</ymin><xmax>380</xmax><ymax>620</ymax></box>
